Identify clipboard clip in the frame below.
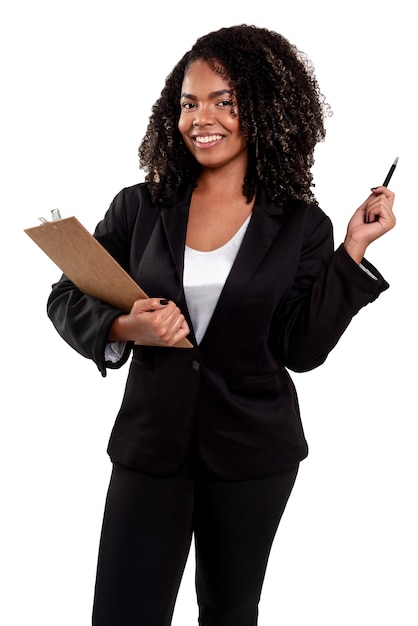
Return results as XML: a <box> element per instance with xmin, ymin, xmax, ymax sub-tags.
<box><xmin>38</xmin><ymin>209</ymin><xmax>62</xmax><ymax>224</ymax></box>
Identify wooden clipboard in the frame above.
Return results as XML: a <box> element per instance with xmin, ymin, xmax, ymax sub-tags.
<box><xmin>24</xmin><ymin>216</ymin><xmax>193</xmax><ymax>348</ymax></box>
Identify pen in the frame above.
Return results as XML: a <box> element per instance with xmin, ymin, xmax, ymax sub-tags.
<box><xmin>382</xmin><ymin>157</ymin><xmax>399</xmax><ymax>187</ymax></box>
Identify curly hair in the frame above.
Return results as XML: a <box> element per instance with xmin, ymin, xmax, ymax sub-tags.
<box><xmin>138</xmin><ymin>24</ymin><xmax>331</xmax><ymax>211</ymax></box>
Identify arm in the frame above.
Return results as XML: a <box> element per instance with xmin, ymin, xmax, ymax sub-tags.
<box><xmin>270</xmin><ymin>197</ymin><xmax>394</xmax><ymax>372</ymax></box>
<box><xmin>47</xmin><ymin>275</ymin><xmax>130</xmax><ymax>376</ymax></box>
<box><xmin>47</xmin><ymin>188</ymin><xmax>137</xmax><ymax>375</ymax></box>
<box><xmin>47</xmin><ymin>186</ymin><xmax>190</xmax><ymax>375</ymax></box>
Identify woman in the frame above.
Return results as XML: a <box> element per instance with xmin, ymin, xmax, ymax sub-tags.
<box><xmin>47</xmin><ymin>25</ymin><xmax>395</xmax><ymax>626</ymax></box>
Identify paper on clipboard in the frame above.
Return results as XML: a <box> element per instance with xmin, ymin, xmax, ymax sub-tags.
<box><xmin>24</xmin><ymin>216</ymin><xmax>193</xmax><ymax>348</ymax></box>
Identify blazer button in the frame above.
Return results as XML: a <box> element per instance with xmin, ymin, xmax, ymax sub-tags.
<box><xmin>191</xmin><ymin>359</ymin><xmax>200</xmax><ymax>373</ymax></box>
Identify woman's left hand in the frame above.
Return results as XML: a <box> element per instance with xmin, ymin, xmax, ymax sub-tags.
<box><xmin>344</xmin><ymin>187</ymin><xmax>396</xmax><ymax>263</ymax></box>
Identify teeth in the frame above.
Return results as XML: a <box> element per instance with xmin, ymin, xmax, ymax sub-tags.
<box><xmin>195</xmin><ymin>135</ymin><xmax>222</xmax><ymax>144</ymax></box>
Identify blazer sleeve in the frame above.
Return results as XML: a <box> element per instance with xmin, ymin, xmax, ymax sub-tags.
<box><xmin>270</xmin><ymin>212</ymin><xmax>390</xmax><ymax>372</ymax></box>
<box><xmin>46</xmin><ymin>187</ymin><xmax>138</xmax><ymax>377</ymax></box>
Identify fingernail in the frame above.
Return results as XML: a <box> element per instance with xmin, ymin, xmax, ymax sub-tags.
<box><xmin>371</xmin><ymin>187</ymin><xmax>378</xmax><ymax>191</ymax></box>
<box><xmin>159</xmin><ymin>299</ymin><xmax>169</xmax><ymax>305</ymax></box>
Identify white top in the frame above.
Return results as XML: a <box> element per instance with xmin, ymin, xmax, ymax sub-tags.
<box><xmin>183</xmin><ymin>215</ymin><xmax>251</xmax><ymax>344</ymax></box>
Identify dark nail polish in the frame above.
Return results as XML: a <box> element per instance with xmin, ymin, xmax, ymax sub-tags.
<box><xmin>159</xmin><ymin>299</ymin><xmax>169</xmax><ymax>305</ymax></box>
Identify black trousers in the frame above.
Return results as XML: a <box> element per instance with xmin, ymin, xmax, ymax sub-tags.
<box><xmin>92</xmin><ymin>459</ymin><xmax>298</xmax><ymax>626</ymax></box>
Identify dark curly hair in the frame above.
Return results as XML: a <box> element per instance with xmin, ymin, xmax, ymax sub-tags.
<box><xmin>138</xmin><ymin>24</ymin><xmax>331</xmax><ymax>211</ymax></box>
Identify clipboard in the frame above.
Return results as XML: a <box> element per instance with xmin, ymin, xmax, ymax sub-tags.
<box><xmin>24</xmin><ymin>216</ymin><xmax>193</xmax><ymax>348</ymax></box>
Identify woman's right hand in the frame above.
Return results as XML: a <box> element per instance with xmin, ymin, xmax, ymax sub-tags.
<box><xmin>108</xmin><ymin>298</ymin><xmax>190</xmax><ymax>347</ymax></box>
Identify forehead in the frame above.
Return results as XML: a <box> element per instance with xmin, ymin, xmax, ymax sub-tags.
<box><xmin>181</xmin><ymin>59</ymin><xmax>231</xmax><ymax>94</ymax></box>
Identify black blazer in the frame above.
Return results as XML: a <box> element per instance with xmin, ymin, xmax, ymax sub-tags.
<box><xmin>47</xmin><ymin>183</ymin><xmax>389</xmax><ymax>479</ymax></box>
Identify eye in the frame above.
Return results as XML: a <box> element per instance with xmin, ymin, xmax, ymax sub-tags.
<box><xmin>181</xmin><ymin>101</ymin><xmax>196</xmax><ymax>110</ymax></box>
<box><xmin>217</xmin><ymin>99</ymin><xmax>233</xmax><ymax>108</ymax></box>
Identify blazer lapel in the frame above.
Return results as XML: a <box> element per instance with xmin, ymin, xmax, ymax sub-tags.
<box><xmin>201</xmin><ymin>189</ymin><xmax>284</xmax><ymax>343</ymax></box>
<box><xmin>160</xmin><ymin>185</ymin><xmax>193</xmax><ymax>286</ymax></box>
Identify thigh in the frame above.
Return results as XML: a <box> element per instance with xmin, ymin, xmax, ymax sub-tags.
<box><xmin>194</xmin><ymin>466</ymin><xmax>299</xmax><ymax>626</ymax></box>
<box><xmin>92</xmin><ymin>462</ymin><xmax>194</xmax><ymax>626</ymax></box>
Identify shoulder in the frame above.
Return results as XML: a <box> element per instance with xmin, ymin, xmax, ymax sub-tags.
<box><xmin>290</xmin><ymin>199</ymin><xmax>330</xmax><ymax>224</ymax></box>
<box><xmin>109</xmin><ymin>182</ymin><xmax>193</xmax><ymax>213</ymax></box>
<box><xmin>281</xmin><ymin>200</ymin><xmax>333</xmax><ymax>241</ymax></box>
<box><xmin>109</xmin><ymin>182</ymin><xmax>154</xmax><ymax>212</ymax></box>
<box><xmin>257</xmin><ymin>187</ymin><xmax>331</xmax><ymax>232</ymax></box>
<box><xmin>304</xmin><ymin>202</ymin><xmax>332</xmax><ymax>232</ymax></box>
<box><xmin>101</xmin><ymin>183</ymin><xmax>160</xmax><ymax>230</ymax></box>
<box><xmin>92</xmin><ymin>183</ymin><xmax>156</xmax><ymax>245</ymax></box>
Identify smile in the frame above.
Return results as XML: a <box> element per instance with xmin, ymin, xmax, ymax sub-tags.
<box><xmin>193</xmin><ymin>134</ymin><xmax>223</xmax><ymax>145</ymax></box>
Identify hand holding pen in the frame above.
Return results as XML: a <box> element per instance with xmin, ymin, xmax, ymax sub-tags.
<box><xmin>343</xmin><ymin>157</ymin><xmax>397</xmax><ymax>263</ymax></box>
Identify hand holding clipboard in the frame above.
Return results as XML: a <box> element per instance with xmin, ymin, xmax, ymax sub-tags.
<box><xmin>24</xmin><ymin>215</ymin><xmax>193</xmax><ymax>348</ymax></box>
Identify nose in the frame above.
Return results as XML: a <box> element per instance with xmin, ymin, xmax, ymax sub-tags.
<box><xmin>193</xmin><ymin>104</ymin><xmax>215</xmax><ymax>127</ymax></box>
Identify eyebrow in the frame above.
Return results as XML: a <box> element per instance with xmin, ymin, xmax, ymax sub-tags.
<box><xmin>180</xmin><ymin>89</ymin><xmax>232</xmax><ymax>100</ymax></box>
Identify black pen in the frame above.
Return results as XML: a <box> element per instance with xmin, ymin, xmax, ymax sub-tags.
<box><xmin>382</xmin><ymin>157</ymin><xmax>399</xmax><ymax>187</ymax></box>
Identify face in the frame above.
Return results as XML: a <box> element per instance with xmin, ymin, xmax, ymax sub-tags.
<box><xmin>178</xmin><ymin>60</ymin><xmax>247</xmax><ymax>172</ymax></box>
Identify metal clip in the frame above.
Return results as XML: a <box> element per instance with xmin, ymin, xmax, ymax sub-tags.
<box><xmin>51</xmin><ymin>209</ymin><xmax>62</xmax><ymax>221</ymax></box>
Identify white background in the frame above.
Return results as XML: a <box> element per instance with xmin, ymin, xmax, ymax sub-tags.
<box><xmin>1</xmin><ymin>1</ymin><xmax>416</xmax><ymax>624</ymax></box>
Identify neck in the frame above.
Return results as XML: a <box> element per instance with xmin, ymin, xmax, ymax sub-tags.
<box><xmin>196</xmin><ymin>162</ymin><xmax>247</xmax><ymax>200</ymax></box>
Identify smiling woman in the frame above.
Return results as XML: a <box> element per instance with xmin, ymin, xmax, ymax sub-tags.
<box><xmin>45</xmin><ymin>24</ymin><xmax>396</xmax><ymax>626</ymax></box>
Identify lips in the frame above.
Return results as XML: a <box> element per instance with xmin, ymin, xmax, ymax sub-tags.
<box><xmin>193</xmin><ymin>134</ymin><xmax>223</xmax><ymax>146</ymax></box>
